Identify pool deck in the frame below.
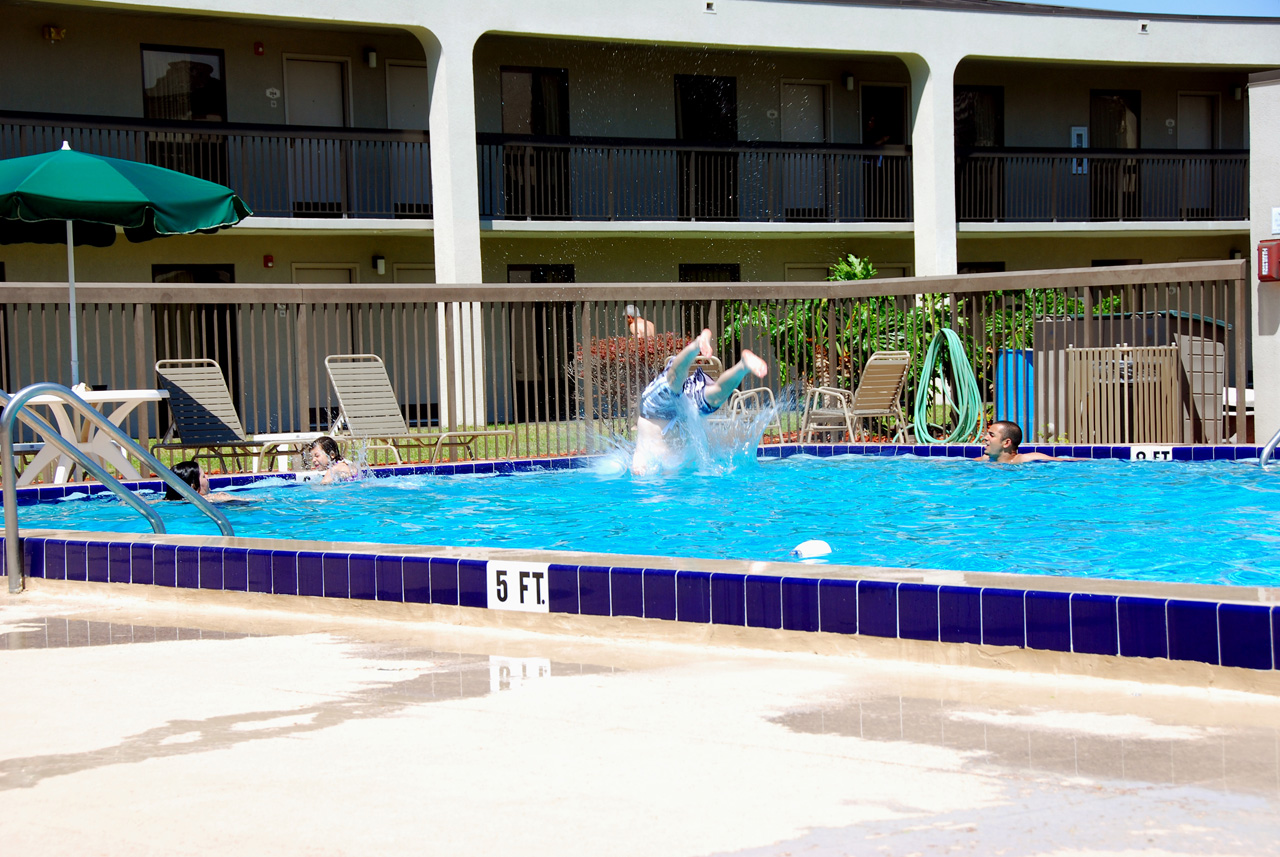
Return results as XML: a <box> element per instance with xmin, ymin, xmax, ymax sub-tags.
<box><xmin>2</xmin><ymin>587</ymin><xmax>1278</xmax><ymax>856</ymax></box>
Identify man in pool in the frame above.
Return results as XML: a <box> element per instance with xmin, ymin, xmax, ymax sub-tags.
<box><xmin>977</xmin><ymin>420</ymin><xmax>1074</xmax><ymax>463</ymax></box>
<box><xmin>632</xmin><ymin>328</ymin><xmax>768</xmax><ymax>475</ymax></box>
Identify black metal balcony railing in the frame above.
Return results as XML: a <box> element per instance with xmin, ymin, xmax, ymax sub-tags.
<box><xmin>0</xmin><ymin>111</ymin><xmax>433</xmax><ymax>219</ymax></box>
<box><xmin>0</xmin><ymin>113</ymin><xmax>1250</xmax><ymax>227</ymax></box>
<box><xmin>955</xmin><ymin>147</ymin><xmax>1249</xmax><ymax>223</ymax></box>
<box><xmin>477</xmin><ymin>133</ymin><xmax>913</xmax><ymax>223</ymax></box>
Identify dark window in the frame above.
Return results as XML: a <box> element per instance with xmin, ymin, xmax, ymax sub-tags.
<box><xmin>677</xmin><ymin>264</ymin><xmax>739</xmax><ymax>336</ymax></box>
<box><xmin>141</xmin><ymin>45</ymin><xmax>227</xmax><ymax>122</ymax></box>
<box><xmin>679</xmin><ymin>263</ymin><xmax>740</xmax><ymax>282</ymax></box>
<box><xmin>958</xmin><ymin>262</ymin><xmax>1006</xmax><ymax>274</ymax></box>
<box><xmin>501</xmin><ymin>67</ymin><xmax>569</xmax><ymax>136</ymax></box>
<box><xmin>676</xmin><ymin>75</ymin><xmax>739</xmax><ymax>221</ymax></box>
<box><xmin>861</xmin><ymin>85</ymin><xmax>907</xmax><ymax>146</ymax></box>
<box><xmin>954</xmin><ymin>86</ymin><xmax>1004</xmax><ymax>148</ymax></box>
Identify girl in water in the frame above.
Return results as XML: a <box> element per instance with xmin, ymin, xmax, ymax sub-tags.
<box><xmin>164</xmin><ymin>460</ymin><xmax>236</xmax><ymax>502</ymax></box>
<box><xmin>308</xmin><ymin>436</ymin><xmax>357</xmax><ymax>483</ymax></box>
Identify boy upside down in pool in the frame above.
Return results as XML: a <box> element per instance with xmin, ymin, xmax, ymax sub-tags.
<box><xmin>631</xmin><ymin>329</ymin><xmax>768</xmax><ymax>476</ymax></box>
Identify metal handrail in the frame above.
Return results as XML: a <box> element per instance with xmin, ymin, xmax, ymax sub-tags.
<box><xmin>2</xmin><ymin>383</ymin><xmax>234</xmax><ymax>593</ymax></box>
<box><xmin>1261</xmin><ymin>424</ymin><xmax>1280</xmax><ymax>468</ymax></box>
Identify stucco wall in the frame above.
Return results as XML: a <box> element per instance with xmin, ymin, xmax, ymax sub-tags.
<box><xmin>0</xmin><ymin>4</ymin><xmax>425</xmax><ymax>127</ymax></box>
<box><xmin>473</xmin><ymin>35</ymin><xmax>908</xmax><ymax>143</ymax></box>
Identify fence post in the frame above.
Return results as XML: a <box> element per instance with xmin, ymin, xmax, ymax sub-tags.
<box><xmin>581</xmin><ymin>301</ymin><xmax>595</xmax><ymax>449</ymax></box>
<box><xmin>296</xmin><ymin>303</ymin><xmax>310</xmax><ymax>433</ymax></box>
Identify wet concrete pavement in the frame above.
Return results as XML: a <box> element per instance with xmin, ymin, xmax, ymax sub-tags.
<box><xmin>1</xmin><ymin>589</ymin><xmax>1277</xmax><ymax>856</ymax></box>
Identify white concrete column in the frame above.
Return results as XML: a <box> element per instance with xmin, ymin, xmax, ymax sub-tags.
<box><xmin>1249</xmin><ymin>70</ymin><xmax>1280</xmax><ymax>443</ymax></box>
<box><xmin>904</xmin><ymin>53</ymin><xmax>960</xmax><ymax>277</ymax></box>
<box><xmin>416</xmin><ymin>29</ymin><xmax>486</xmax><ymax>427</ymax></box>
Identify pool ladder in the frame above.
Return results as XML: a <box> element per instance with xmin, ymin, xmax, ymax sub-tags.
<box><xmin>1</xmin><ymin>382</ymin><xmax>234</xmax><ymax>593</ymax></box>
<box><xmin>1261</xmin><ymin>423</ymin><xmax>1280</xmax><ymax>468</ymax></box>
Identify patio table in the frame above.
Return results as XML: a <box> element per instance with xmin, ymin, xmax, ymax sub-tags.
<box><xmin>18</xmin><ymin>389</ymin><xmax>169</xmax><ymax>486</ymax></box>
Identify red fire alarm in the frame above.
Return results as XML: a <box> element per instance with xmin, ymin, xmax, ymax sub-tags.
<box><xmin>263</xmin><ymin>254</ymin><xmax>274</xmax><ymax>268</ymax></box>
<box><xmin>254</xmin><ymin>41</ymin><xmax>265</xmax><ymax>56</ymax></box>
<box><xmin>1260</xmin><ymin>240</ymin><xmax>1280</xmax><ymax>282</ymax></box>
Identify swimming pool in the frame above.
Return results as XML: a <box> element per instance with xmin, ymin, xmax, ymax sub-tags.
<box><xmin>13</xmin><ymin>453</ymin><xmax>1280</xmax><ymax>587</ymax></box>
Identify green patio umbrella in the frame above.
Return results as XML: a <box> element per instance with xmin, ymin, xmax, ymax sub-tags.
<box><xmin>0</xmin><ymin>142</ymin><xmax>251</xmax><ymax>385</ymax></box>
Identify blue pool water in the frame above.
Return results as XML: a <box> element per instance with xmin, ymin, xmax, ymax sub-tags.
<box><xmin>18</xmin><ymin>455</ymin><xmax>1280</xmax><ymax>587</ymax></box>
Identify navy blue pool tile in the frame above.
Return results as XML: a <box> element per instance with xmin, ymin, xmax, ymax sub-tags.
<box><xmin>85</xmin><ymin>542</ymin><xmax>109</xmax><ymax>583</ymax></box>
<box><xmin>677</xmin><ymin>571</ymin><xmax>712</xmax><ymax>624</ymax></box>
<box><xmin>911</xmin><ymin>445</ymin><xmax>931</xmax><ymax>457</ymax></box>
<box><xmin>1118</xmin><ymin>597</ymin><xmax>1168</xmax><ymax>660</ymax></box>
<box><xmin>578</xmin><ymin>566</ymin><xmax>611</xmax><ymax>616</ymax></box>
<box><xmin>296</xmin><ymin>551</ymin><xmax>324</xmax><ymax>597</ymax></box>
<box><xmin>78</xmin><ymin>544</ymin><xmax>104</xmax><ymax>583</ymax></box>
<box><xmin>64</xmin><ymin>541</ymin><xmax>87</xmax><ymax>582</ymax></box>
<box><xmin>23</xmin><ymin>538</ymin><xmax>46</xmax><ymax>580</ymax></box>
<box><xmin>197</xmin><ymin>546</ymin><xmax>223</xmax><ymax>590</ymax></box>
<box><xmin>982</xmin><ymin>589</ymin><xmax>1026</xmax><ymax>648</ymax></box>
<box><xmin>710</xmin><ymin>573</ymin><xmax>746</xmax><ymax>627</ymax></box>
<box><xmin>1025</xmin><ymin>590</ymin><xmax>1072</xmax><ymax>653</ymax></box>
<box><xmin>1071</xmin><ymin>593</ymin><xmax>1119</xmax><ymax>656</ymax></box>
<box><xmin>1166</xmin><ymin>600</ymin><xmax>1219</xmax><ymax>665</ymax></box>
<box><xmin>152</xmin><ymin>544</ymin><xmax>176</xmax><ymax>588</ymax></box>
<box><xmin>857</xmin><ymin>581</ymin><xmax>897</xmax><ymax>638</ymax></box>
<box><xmin>1218</xmin><ymin>604</ymin><xmax>1273</xmax><ymax>671</ymax></box>
<box><xmin>897</xmin><ymin>583</ymin><xmax>939</xmax><ymax>642</ymax></box>
<box><xmin>548</xmin><ymin>564</ymin><xmax>579</xmax><ymax>614</ymax></box>
<box><xmin>128</xmin><ymin>542</ymin><xmax>152</xmax><ymax>585</ymax></box>
<box><xmin>222</xmin><ymin>548</ymin><xmax>248</xmax><ymax>592</ymax></box>
<box><xmin>818</xmin><ymin>579</ymin><xmax>858</xmax><ymax>635</ymax></box>
<box><xmin>745</xmin><ymin>575</ymin><xmax>783</xmax><ymax>630</ymax></box>
<box><xmin>37</xmin><ymin>486</ymin><xmax>67</xmax><ymax>503</ymax></box>
<box><xmin>781</xmin><ymin>577</ymin><xmax>820</xmax><ymax>632</ymax></box>
<box><xmin>426</xmin><ymin>557</ymin><xmax>457</xmax><ymax>605</ymax></box>
<box><xmin>457</xmin><ymin>560</ymin><xmax>487</xmax><ymax>608</ymax></box>
<box><xmin>1212</xmin><ymin>446</ymin><xmax>1236</xmax><ymax>461</ymax></box>
<box><xmin>374</xmin><ymin>555</ymin><xmax>403</xmax><ymax>602</ymax></box>
<box><xmin>643</xmin><ymin>568</ymin><xmax>676</xmax><ymax>621</ymax></box>
<box><xmin>175</xmin><ymin>545</ymin><xmax>201</xmax><ymax>589</ymax></box>
<box><xmin>43</xmin><ymin>539</ymin><xmax>66</xmax><ymax>580</ymax></box>
<box><xmin>107</xmin><ymin>543</ymin><xmax>130</xmax><ymax>584</ymax></box>
<box><xmin>1192</xmin><ymin>446</ymin><xmax>1213</xmax><ymax>462</ymax></box>
<box><xmin>322</xmin><ymin>553</ymin><xmax>349</xmax><ymax>598</ymax></box>
<box><xmin>246</xmin><ymin>549</ymin><xmax>272</xmax><ymax>593</ymax></box>
<box><xmin>400</xmin><ymin>556</ymin><xmax>431</xmax><ymax>603</ymax></box>
<box><xmin>347</xmin><ymin>554</ymin><xmax>375</xmax><ymax>601</ymax></box>
<box><xmin>1274</xmin><ymin>608</ymin><xmax>1280</xmax><ymax>671</ymax></box>
<box><xmin>1171</xmin><ymin>447</ymin><xmax>1193</xmax><ymax>461</ymax></box>
<box><xmin>1069</xmin><ymin>446</ymin><xmax>1091</xmax><ymax>460</ymax></box>
<box><xmin>270</xmin><ymin>550</ymin><xmax>298</xmax><ymax>596</ymax></box>
<box><xmin>472</xmin><ymin>461</ymin><xmax>496</xmax><ymax>475</ymax></box>
<box><xmin>1106</xmin><ymin>446</ymin><xmax>1132</xmax><ymax>460</ymax></box>
<box><xmin>609</xmin><ymin>567</ymin><xmax>644</xmax><ymax>618</ymax></box>
<box><xmin>550</xmin><ymin>457</ymin><xmax>573</xmax><ymax>470</ymax></box>
<box><xmin>939</xmin><ymin>586</ymin><xmax>981</xmax><ymax>645</ymax></box>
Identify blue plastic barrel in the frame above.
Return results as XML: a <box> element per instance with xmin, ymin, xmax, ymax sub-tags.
<box><xmin>995</xmin><ymin>348</ymin><xmax>1034</xmax><ymax>430</ymax></box>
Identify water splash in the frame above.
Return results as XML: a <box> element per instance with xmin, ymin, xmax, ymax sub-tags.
<box><xmin>587</xmin><ymin>395</ymin><xmax>783</xmax><ymax>479</ymax></box>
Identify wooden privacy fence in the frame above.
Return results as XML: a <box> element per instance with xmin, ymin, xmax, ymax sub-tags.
<box><xmin>0</xmin><ymin>260</ymin><xmax>1252</xmax><ymax>472</ymax></box>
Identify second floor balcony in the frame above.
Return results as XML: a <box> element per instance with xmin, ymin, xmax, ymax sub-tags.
<box><xmin>956</xmin><ymin>147</ymin><xmax>1249</xmax><ymax>223</ymax></box>
<box><xmin>0</xmin><ymin>111</ymin><xmax>433</xmax><ymax>220</ymax></box>
<box><xmin>476</xmin><ymin>134</ymin><xmax>913</xmax><ymax>223</ymax></box>
<box><xmin>0</xmin><ymin>112</ymin><xmax>1251</xmax><ymax>229</ymax></box>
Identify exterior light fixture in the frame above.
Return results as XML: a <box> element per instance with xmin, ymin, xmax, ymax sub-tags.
<box><xmin>373</xmin><ymin>255</ymin><xmax>386</xmax><ymax>275</ymax></box>
<box><xmin>42</xmin><ymin>25</ymin><xmax>66</xmax><ymax>43</ymax></box>
<box><xmin>364</xmin><ymin>47</ymin><xmax>378</xmax><ymax>68</ymax></box>
<box><xmin>842</xmin><ymin>73</ymin><xmax>855</xmax><ymax>92</ymax></box>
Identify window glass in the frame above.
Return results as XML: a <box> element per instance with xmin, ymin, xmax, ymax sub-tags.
<box><xmin>142</xmin><ymin>46</ymin><xmax>227</xmax><ymax>121</ymax></box>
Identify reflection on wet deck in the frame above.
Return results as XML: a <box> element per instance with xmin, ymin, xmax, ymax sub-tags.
<box><xmin>1</xmin><ymin>617</ymin><xmax>252</xmax><ymax>649</ymax></box>
<box><xmin>777</xmin><ymin>696</ymin><xmax>1280</xmax><ymax>796</ymax></box>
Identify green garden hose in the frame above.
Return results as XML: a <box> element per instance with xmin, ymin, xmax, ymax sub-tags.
<box><xmin>912</xmin><ymin>328</ymin><xmax>984</xmax><ymax>444</ymax></box>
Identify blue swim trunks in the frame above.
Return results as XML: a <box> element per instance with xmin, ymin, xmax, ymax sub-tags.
<box><xmin>640</xmin><ymin>360</ymin><xmax>715</xmax><ymax>427</ymax></box>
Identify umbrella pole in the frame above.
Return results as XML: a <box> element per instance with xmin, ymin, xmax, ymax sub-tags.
<box><xmin>65</xmin><ymin>219</ymin><xmax>79</xmax><ymax>387</ymax></box>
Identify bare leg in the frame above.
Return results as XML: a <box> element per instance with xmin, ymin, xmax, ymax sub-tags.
<box><xmin>701</xmin><ymin>349</ymin><xmax>768</xmax><ymax>410</ymax></box>
<box><xmin>663</xmin><ymin>329</ymin><xmax>712</xmax><ymax>387</ymax></box>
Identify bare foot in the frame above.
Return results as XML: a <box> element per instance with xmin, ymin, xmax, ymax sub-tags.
<box><xmin>697</xmin><ymin>328</ymin><xmax>713</xmax><ymax>358</ymax></box>
<box><xmin>741</xmin><ymin>349</ymin><xmax>768</xmax><ymax>378</ymax></box>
